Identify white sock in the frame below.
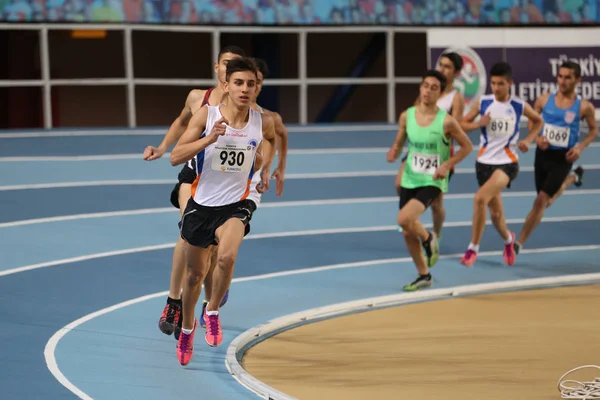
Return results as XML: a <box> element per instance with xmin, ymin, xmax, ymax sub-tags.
<box><xmin>468</xmin><ymin>243</ymin><xmax>480</xmax><ymax>253</ymax></box>
<box><xmin>182</xmin><ymin>327</ymin><xmax>193</xmax><ymax>335</ymax></box>
<box><xmin>206</xmin><ymin>310</ymin><xmax>219</xmax><ymax>316</ymax></box>
<box><xmin>504</xmin><ymin>232</ymin><xmax>514</xmax><ymax>245</ymax></box>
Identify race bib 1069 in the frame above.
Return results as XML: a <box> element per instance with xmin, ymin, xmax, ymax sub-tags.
<box><xmin>211</xmin><ymin>143</ymin><xmax>253</xmax><ymax>173</ymax></box>
<box><xmin>542</xmin><ymin>124</ymin><xmax>570</xmax><ymax>148</ymax></box>
<box><xmin>411</xmin><ymin>152</ymin><xmax>440</xmax><ymax>175</ymax></box>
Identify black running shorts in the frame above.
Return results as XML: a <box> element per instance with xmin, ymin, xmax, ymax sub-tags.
<box><xmin>399</xmin><ymin>186</ymin><xmax>442</xmax><ymax>210</ymax></box>
<box><xmin>534</xmin><ymin>147</ymin><xmax>572</xmax><ymax>197</ymax></box>
<box><xmin>180</xmin><ymin>199</ymin><xmax>256</xmax><ymax>248</ymax></box>
<box><xmin>169</xmin><ymin>159</ymin><xmax>198</xmax><ymax>209</ymax></box>
<box><xmin>475</xmin><ymin>161</ymin><xmax>519</xmax><ymax>188</ymax></box>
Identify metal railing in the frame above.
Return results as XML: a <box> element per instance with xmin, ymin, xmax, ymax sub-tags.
<box><xmin>0</xmin><ymin>23</ymin><xmax>428</xmax><ymax>128</ymax></box>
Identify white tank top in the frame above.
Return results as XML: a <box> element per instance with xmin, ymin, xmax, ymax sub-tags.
<box><xmin>437</xmin><ymin>89</ymin><xmax>457</xmax><ymax>114</ymax></box>
<box><xmin>477</xmin><ymin>94</ymin><xmax>525</xmax><ymax>165</ymax></box>
<box><xmin>191</xmin><ymin>105</ymin><xmax>263</xmax><ymax>206</ymax></box>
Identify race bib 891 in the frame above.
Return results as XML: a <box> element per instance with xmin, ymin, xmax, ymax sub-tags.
<box><xmin>488</xmin><ymin>117</ymin><xmax>516</xmax><ymax>138</ymax></box>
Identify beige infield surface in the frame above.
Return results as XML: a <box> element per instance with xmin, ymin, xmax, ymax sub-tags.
<box><xmin>243</xmin><ymin>284</ymin><xmax>600</xmax><ymax>400</ymax></box>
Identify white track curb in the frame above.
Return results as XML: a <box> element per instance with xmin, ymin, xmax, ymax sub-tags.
<box><xmin>225</xmin><ymin>273</ymin><xmax>600</xmax><ymax>399</ymax></box>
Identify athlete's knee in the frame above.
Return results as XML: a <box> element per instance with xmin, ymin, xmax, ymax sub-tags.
<box><xmin>216</xmin><ymin>252</ymin><xmax>236</xmax><ymax>272</ymax></box>
<box><xmin>397</xmin><ymin>212</ymin><xmax>409</xmax><ymax>229</ymax></box>
<box><xmin>186</xmin><ymin>266</ymin><xmax>206</xmax><ymax>287</ymax></box>
<box><xmin>473</xmin><ymin>191</ymin><xmax>491</xmax><ymax>208</ymax></box>
<box><xmin>397</xmin><ymin>213</ymin><xmax>416</xmax><ymax>233</ymax></box>
<box><xmin>534</xmin><ymin>192</ymin><xmax>550</xmax><ymax>211</ymax></box>
<box><xmin>397</xmin><ymin>216</ymin><xmax>410</xmax><ymax>231</ymax></box>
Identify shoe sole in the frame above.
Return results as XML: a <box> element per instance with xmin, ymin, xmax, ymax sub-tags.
<box><xmin>403</xmin><ymin>282</ymin><xmax>432</xmax><ymax>292</ymax></box>
<box><xmin>504</xmin><ymin>249</ymin><xmax>516</xmax><ymax>266</ymax></box>
<box><xmin>179</xmin><ymin>359</ymin><xmax>192</xmax><ymax>366</ymax></box>
<box><xmin>178</xmin><ymin>351</ymin><xmax>193</xmax><ymax>366</ymax></box>
<box><xmin>460</xmin><ymin>258</ymin><xmax>475</xmax><ymax>268</ymax></box>
<box><xmin>205</xmin><ymin>336</ymin><xmax>222</xmax><ymax>347</ymax></box>
<box><xmin>159</xmin><ymin>320</ymin><xmax>174</xmax><ymax>335</ymax></box>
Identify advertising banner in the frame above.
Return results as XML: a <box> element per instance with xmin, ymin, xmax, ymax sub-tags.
<box><xmin>429</xmin><ymin>47</ymin><xmax>503</xmax><ymax>111</ymax></box>
<box><xmin>506</xmin><ymin>47</ymin><xmax>600</xmax><ymax>108</ymax></box>
<box><xmin>430</xmin><ymin>46</ymin><xmax>600</xmax><ymax>110</ymax></box>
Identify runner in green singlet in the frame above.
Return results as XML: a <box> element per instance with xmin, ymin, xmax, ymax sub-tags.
<box><xmin>386</xmin><ymin>70</ymin><xmax>473</xmax><ymax>292</ymax></box>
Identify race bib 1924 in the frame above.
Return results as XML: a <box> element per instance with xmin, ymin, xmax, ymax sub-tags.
<box><xmin>411</xmin><ymin>152</ymin><xmax>440</xmax><ymax>175</ymax></box>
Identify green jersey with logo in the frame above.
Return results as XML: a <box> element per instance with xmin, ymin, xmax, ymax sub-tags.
<box><xmin>401</xmin><ymin>107</ymin><xmax>451</xmax><ymax>193</ymax></box>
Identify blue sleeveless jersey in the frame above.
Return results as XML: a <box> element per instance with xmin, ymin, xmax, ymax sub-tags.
<box><xmin>540</xmin><ymin>93</ymin><xmax>581</xmax><ymax>150</ymax></box>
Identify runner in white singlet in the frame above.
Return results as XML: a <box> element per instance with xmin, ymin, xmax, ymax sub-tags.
<box><xmin>458</xmin><ymin>62</ymin><xmax>543</xmax><ymax>268</ymax></box>
<box><xmin>141</xmin><ymin>45</ymin><xmax>246</xmax><ymax>341</ymax></box>
<box><xmin>169</xmin><ymin>57</ymin><xmax>276</xmax><ymax>366</ymax></box>
<box><xmin>198</xmin><ymin>57</ymin><xmax>289</xmax><ymax>328</ymax></box>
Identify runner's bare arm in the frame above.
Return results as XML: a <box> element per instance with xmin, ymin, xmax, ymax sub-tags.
<box><xmin>170</xmin><ymin>106</ymin><xmax>216</xmax><ymax>166</ymax></box>
<box><xmin>260</xmin><ymin>113</ymin><xmax>276</xmax><ymax>171</ymax></box>
<box><xmin>521</xmin><ymin>102</ymin><xmax>544</xmax><ymax>144</ymax></box>
<box><xmin>271</xmin><ymin>111</ymin><xmax>288</xmax><ymax>171</ymax></box>
<box><xmin>451</xmin><ymin>92</ymin><xmax>465</xmax><ymax>122</ymax></box>
<box><xmin>443</xmin><ymin>115</ymin><xmax>473</xmax><ymax>169</ymax></box>
<box><xmin>257</xmin><ymin>114</ymin><xmax>276</xmax><ymax>193</ymax></box>
<box><xmin>144</xmin><ymin>90</ymin><xmax>204</xmax><ymax>161</ymax></box>
<box><xmin>386</xmin><ymin>111</ymin><xmax>408</xmax><ymax>162</ymax></box>
<box><xmin>531</xmin><ymin>94</ymin><xmax>553</xmax><ymax>150</ymax></box>
<box><xmin>527</xmin><ymin>93</ymin><xmax>548</xmax><ymax>134</ymax></box>
<box><xmin>270</xmin><ymin>111</ymin><xmax>288</xmax><ymax>196</ymax></box>
<box><xmin>565</xmin><ymin>100</ymin><xmax>597</xmax><ymax>162</ymax></box>
<box><xmin>254</xmin><ymin>143</ymin><xmax>264</xmax><ymax>171</ymax></box>
<box><xmin>459</xmin><ymin>97</ymin><xmax>485</xmax><ymax>132</ymax></box>
<box><xmin>577</xmin><ymin>100</ymin><xmax>598</xmax><ymax>150</ymax></box>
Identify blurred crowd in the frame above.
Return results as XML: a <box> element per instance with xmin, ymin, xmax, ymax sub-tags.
<box><xmin>2</xmin><ymin>0</ymin><xmax>597</xmax><ymax>24</ymax></box>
